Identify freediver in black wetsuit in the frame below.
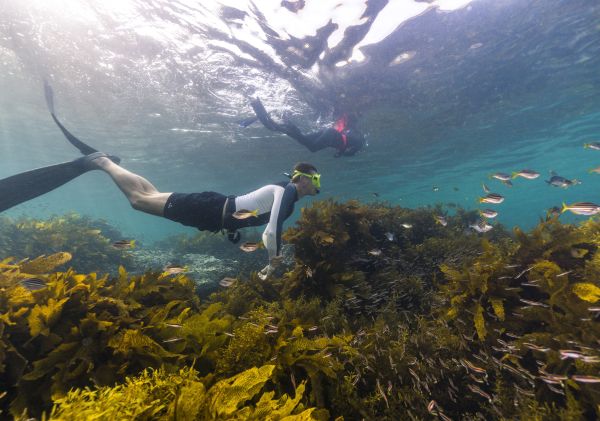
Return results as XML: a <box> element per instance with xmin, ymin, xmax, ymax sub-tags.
<box><xmin>248</xmin><ymin>98</ymin><xmax>366</xmax><ymax>157</ymax></box>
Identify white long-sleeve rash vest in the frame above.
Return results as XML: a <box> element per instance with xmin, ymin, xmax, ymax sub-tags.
<box><xmin>232</xmin><ymin>182</ymin><xmax>298</xmax><ymax>260</ymax></box>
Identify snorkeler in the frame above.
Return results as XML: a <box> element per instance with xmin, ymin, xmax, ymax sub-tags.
<box><xmin>0</xmin><ymin>84</ymin><xmax>322</xmax><ymax>280</ymax></box>
<box><xmin>247</xmin><ymin>98</ymin><xmax>366</xmax><ymax>157</ymax></box>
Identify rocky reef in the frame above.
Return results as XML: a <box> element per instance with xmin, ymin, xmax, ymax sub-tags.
<box><xmin>1</xmin><ymin>200</ymin><xmax>599</xmax><ymax>420</ymax></box>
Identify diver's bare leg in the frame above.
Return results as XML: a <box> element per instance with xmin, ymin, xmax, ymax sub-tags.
<box><xmin>93</xmin><ymin>157</ymin><xmax>171</xmax><ymax>216</ymax></box>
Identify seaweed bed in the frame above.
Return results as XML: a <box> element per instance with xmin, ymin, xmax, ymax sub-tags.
<box><xmin>1</xmin><ymin>200</ymin><xmax>600</xmax><ymax>420</ymax></box>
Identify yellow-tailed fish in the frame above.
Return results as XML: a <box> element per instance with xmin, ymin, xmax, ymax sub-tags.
<box><xmin>232</xmin><ymin>209</ymin><xmax>259</xmax><ymax>219</ymax></box>
<box><xmin>479</xmin><ymin>193</ymin><xmax>504</xmax><ymax>204</ymax></box>
<box><xmin>561</xmin><ymin>202</ymin><xmax>600</xmax><ymax>216</ymax></box>
<box><xmin>511</xmin><ymin>169</ymin><xmax>540</xmax><ymax>179</ymax></box>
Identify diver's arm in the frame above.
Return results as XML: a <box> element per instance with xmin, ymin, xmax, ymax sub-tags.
<box><xmin>261</xmin><ymin>187</ymin><xmax>286</xmax><ymax>262</ymax></box>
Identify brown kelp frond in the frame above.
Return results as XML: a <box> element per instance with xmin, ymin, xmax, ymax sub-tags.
<box><xmin>0</xmin><ymin>214</ymin><xmax>133</xmax><ymax>273</ymax></box>
<box><xmin>3</xmin><ymin>202</ymin><xmax>600</xmax><ymax>419</ymax></box>
<box><xmin>48</xmin><ymin>365</ymin><xmax>327</xmax><ymax>420</ymax></box>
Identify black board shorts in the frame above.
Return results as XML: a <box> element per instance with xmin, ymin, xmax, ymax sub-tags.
<box><xmin>163</xmin><ymin>192</ymin><xmax>227</xmax><ymax>232</ymax></box>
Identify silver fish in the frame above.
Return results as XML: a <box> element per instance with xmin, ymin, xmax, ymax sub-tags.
<box><xmin>479</xmin><ymin>193</ymin><xmax>504</xmax><ymax>204</ymax></box>
<box><xmin>512</xmin><ymin>169</ymin><xmax>540</xmax><ymax>179</ymax></box>
<box><xmin>561</xmin><ymin>202</ymin><xmax>600</xmax><ymax>216</ymax></box>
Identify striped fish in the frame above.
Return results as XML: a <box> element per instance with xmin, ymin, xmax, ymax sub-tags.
<box><xmin>479</xmin><ymin>193</ymin><xmax>504</xmax><ymax>204</ymax></box>
<box><xmin>561</xmin><ymin>202</ymin><xmax>600</xmax><ymax>216</ymax></box>
<box><xmin>479</xmin><ymin>209</ymin><xmax>498</xmax><ymax>219</ymax></box>
<box><xmin>20</xmin><ymin>278</ymin><xmax>47</xmax><ymax>290</ymax></box>
<box><xmin>584</xmin><ymin>142</ymin><xmax>600</xmax><ymax>150</ymax></box>
<box><xmin>512</xmin><ymin>169</ymin><xmax>540</xmax><ymax>179</ymax></box>
<box><xmin>490</xmin><ymin>172</ymin><xmax>511</xmax><ymax>181</ymax></box>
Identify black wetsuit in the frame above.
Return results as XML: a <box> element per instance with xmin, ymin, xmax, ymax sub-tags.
<box><xmin>250</xmin><ymin>99</ymin><xmax>365</xmax><ymax>157</ymax></box>
<box><xmin>164</xmin><ymin>181</ymin><xmax>298</xmax><ymax>258</ymax></box>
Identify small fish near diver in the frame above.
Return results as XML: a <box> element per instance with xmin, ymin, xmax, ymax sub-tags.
<box><xmin>561</xmin><ymin>202</ymin><xmax>600</xmax><ymax>216</ymax></box>
<box><xmin>469</xmin><ymin>220</ymin><xmax>493</xmax><ymax>233</ymax></box>
<box><xmin>112</xmin><ymin>239</ymin><xmax>136</xmax><ymax>250</ymax></box>
<box><xmin>546</xmin><ymin>172</ymin><xmax>580</xmax><ymax>188</ymax></box>
<box><xmin>583</xmin><ymin>142</ymin><xmax>600</xmax><ymax>151</ymax></box>
<box><xmin>479</xmin><ymin>193</ymin><xmax>504</xmax><ymax>204</ymax></box>
<box><xmin>479</xmin><ymin>209</ymin><xmax>498</xmax><ymax>219</ymax></box>
<box><xmin>232</xmin><ymin>209</ymin><xmax>259</xmax><ymax>219</ymax></box>
<box><xmin>512</xmin><ymin>169</ymin><xmax>540</xmax><ymax>180</ymax></box>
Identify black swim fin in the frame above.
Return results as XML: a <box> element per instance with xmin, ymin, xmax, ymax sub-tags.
<box><xmin>43</xmin><ymin>80</ymin><xmax>98</xmax><ymax>156</ymax></box>
<box><xmin>0</xmin><ymin>159</ymin><xmax>90</xmax><ymax>212</ymax></box>
<box><xmin>238</xmin><ymin>116</ymin><xmax>259</xmax><ymax>128</ymax></box>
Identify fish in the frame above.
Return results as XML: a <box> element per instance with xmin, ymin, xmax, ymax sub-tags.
<box><xmin>19</xmin><ymin>277</ymin><xmax>47</xmax><ymax>290</ymax></box>
<box><xmin>453</xmin><ymin>186</ymin><xmax>459</xmax><ymax>191</ymax></box>
<box><xmin>519</xmin><ymin>298</ymin><xmax>549</xmax><ymax>307</ymax></box>
<box><xmin>467</xmin><ymin>384</ymin><xmax>492</xmax><ymax>401</ymax></box>
<box><xmin>570</xmin><ymin>248</ymin><xmax>589</xmax><ymax>258</ymax></box>
<box><xmin>384</xmin><ymin>232</ymin><xmax>395</xmax><ymax>241</ymax></box>
<box><xmin>112</xmin><ymin>239</ymin><xmax>136</xmax><ymax>249</ymax></box>
<box><xmin>546</xmin><ymin>173</ymin><xmax>580</xmax><ymax>188</ymax></box>
<box><xmin>490</xmin><ymin>172</ymin><xmax>511</xmax><ymax>182</ymax></box>
<box><xmin>561</xmin><ymin>202</ymin><xmax>600</xmax><ymax>216</ymax></box>
<box><xmin>308</xmin><ymin>326</ymin><xmax>318</xmax><ymax>331</ymax></box>
<box><xmin>469</xmin><ymin>220</ymin><xmax>493</xmax><ymax>233</ymax></box>
<box><xmin>572</xmin><ymin>375</ymin><xmax>600</xmax><ymax>383</ymax></box>
<box><xmin>479</xmin><ymin>209</ymin><xmax>498</xmax><ymax>219</ymax></box>
<box><xmin>556</xmin><ymin>270</ymin><xmax>573</xmax><ymax>277</ymax></box>
<box><xmin>232</xmin><ymin>209</ymin><xmax>259</xmax><ymax>219</ymax></box>
<box><xmin>432</xmin><ymin>186</ymin><xmax>439</xmax><ymax>192</ymax></box>
<box><xmin>512</xmin><ymin>169</ymin><xmax>540</xmax><ymax>179</ymax></box>
<box><xmin>368</xmin><ymin>249</ymin><xmax>382</xmax><ymax>256</ymax></box>
<box><xmin>239</xmin><ymin>242</ymin><xmax>262</xmax><ymax>252</ymax></box>
<box><xmin>163</xmin><ymin>264</ymin><xmax>187</xmax><ymax>275</ymax></box>
<box><xmin>434</xmin><ymin>215</ymin><xmax>448</xmax><ymax>227</ymax></box>
<box><xmin>372</xmin><ymin>192</ymin><xmax>380</xmax><ymax>197</ymax></box>
<box><xmin>479</xmin><ymin>193</ymin><xmax>504</xmax><ymax>204</ymax></box>
<box><xmin>401</xmin><ymin>223</ymin><xmax>413</xmax><ymax>229</ymax></box>
<box><xmin>162</xmin><ymin>337</ymin><xmax>184</xmax><ymax>343</ymax></box>
<box><xmin>462</xmin><ymin>359</ymin><xmax>487</xmax><ymax>374</ymax></box>
<box><xmin>219</xmin><ymin>277</ymin><xmax>236</xmax><ymax>287</ymax></box>
<box><xmin>589</xmin><ymin>166</ymin><xmax>600</xmax><ymax>174</ymax></box>
<box><xmin>559</xmin><ymin>349</ymin><xmax>586</xmax><ymax>360</ymax></box>
<box><xmin>223</xmin><ymin>332</ymin><xmax>235</xmax><ymax>337</ymax></box>
<box><xmin>482</xmin><ymin>183</ymin><xmax>491</xmax><ymax>193</ymax></box>
<box><xmin>427</xmin><ymin>400</ymin><xmax>437</xmax><ymax>413</ymax></box>
<box><xmin>165</xmin><ymin>323</ymin><xmax>182</xmax><ymax>328</ymax></box>
<box><xmin>584</xmin><ymin>142</ymin><xmax>600</xmax><ymax>150</ymax></box>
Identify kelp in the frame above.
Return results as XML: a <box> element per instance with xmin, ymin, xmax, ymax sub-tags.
<box><xmin>0</xmin><ymin>258</ymin><xmax>204</xmax><ymax>417</ymax></box>
<box><xmin>49</xmin><ymin>365</ymin><xmax>328</xmax><ymax>421</ymax></box>
<box><xmin>0</xmin><ymin>213</ymin><xmax>133</xmax><ymax>273</ymax></box>
<box><xmin>3</xmin><ymin>202</ymin><xmax>600</xmax><ymax>419</ymax></box>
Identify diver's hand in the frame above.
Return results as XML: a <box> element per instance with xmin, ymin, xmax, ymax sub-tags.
<box><xmin>258</xmin><ymin>264</ymin><xmax>274</xmax><ymax>281</ymax></box>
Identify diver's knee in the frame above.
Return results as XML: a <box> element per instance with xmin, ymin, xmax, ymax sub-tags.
<box><xmin>129</xmin><ymin>193</ymin><xmax>147</xmax><ymax>211</ymax></box>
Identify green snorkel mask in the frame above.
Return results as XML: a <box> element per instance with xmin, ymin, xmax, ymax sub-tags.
<box><xmin>291</xmin><ymin>170</ymin><xmax>321</xmax><ymax>190</ymax></box>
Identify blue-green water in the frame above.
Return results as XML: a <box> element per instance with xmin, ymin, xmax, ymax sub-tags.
<box><xmin>1</xmin><ymin>0</ymin><xmax>600</xmax><ymax>243</ymax></box>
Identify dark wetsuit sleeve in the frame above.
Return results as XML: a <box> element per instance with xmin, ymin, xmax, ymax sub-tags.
<box><xmin>262</xmin><ymin>184</ymin><xmax>297</xmax><ymax>259</ymax></box>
